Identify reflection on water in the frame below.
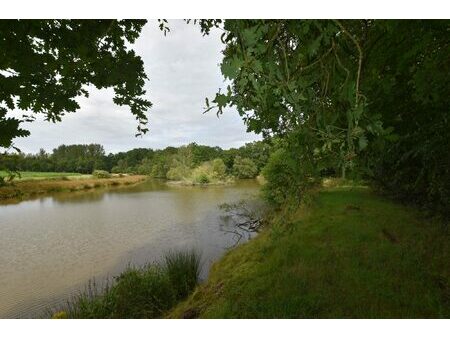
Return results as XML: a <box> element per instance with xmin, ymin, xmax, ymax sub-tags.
<box><xmin>0</xmin><ymin>179</ymin><xmax>260</xmax><ymax>318</ymax></box>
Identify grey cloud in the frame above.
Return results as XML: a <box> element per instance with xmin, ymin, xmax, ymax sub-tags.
<box><xmin>11</xmin><ymin>20</ymin><xmax>260</xmax><ymax>154</ymax></box>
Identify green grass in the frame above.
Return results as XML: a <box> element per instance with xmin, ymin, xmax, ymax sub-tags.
<box><xmin>51</xmin><ymin>250</ymin><xmax>202</xmax><ymax>319</ymax></box>
<box><xmin>0</xmin><ymin>171</ymin><xmax>84</xmax><ymax>181</ymax></box>
<box><xmin>169</xmin><ymin>186</ymin><xmax>449</xmax><ymax>318</ymax></box>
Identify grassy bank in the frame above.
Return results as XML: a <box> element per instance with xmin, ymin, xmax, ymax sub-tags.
<box><xmin>52</xmin><ymin>250</ymin><xmax>201</xmax><ymax>319</ymax></box>
<box><xmin>168</xmin><ymin>185</ymin><xmax>449</xmax><ymax>318</ymax></box>
<box><xmin>0</xmin><ymin>174</ymin><xmax>147</xmax><ymax>200</ymax></box>
<box><xmin>0</xmin><ymin>171</ymin><xmax>86</xmax><ymax>181</ymax></box>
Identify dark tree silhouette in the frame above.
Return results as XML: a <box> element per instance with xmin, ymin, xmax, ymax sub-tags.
<box><xmin>0</xmin><ymin>19</ymin><xmax>151</xmax><ymax>148</ymax></box>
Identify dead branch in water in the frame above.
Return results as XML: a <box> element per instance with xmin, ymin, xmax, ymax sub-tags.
<box><xmin>219</xmin><ymin>199</ymin><xmax>265</xmax><ymax>234</ymax></box>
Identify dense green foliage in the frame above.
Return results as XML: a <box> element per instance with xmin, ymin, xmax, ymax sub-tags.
<box><xmin>53</xmin><ymin>250</ymin><xmax>201</xmax><ymax>319</ymax></box>
<box><xmin>262</xmin><ymin>150</ymin><xmax>310</xmax><ymax>208</ymax></box>
<box><xmin>0</xmin><ymin>20</ymin><xmax>152</xmax><ymax>149</ymax></box>
<box><xmin>232</xmin><ymin>156</ymin><xmax>258</xmax><ymax>179</ymax></box>
<box><xmin>0</xmin><ymin>141</ymin><xmax>271</xmax><ymax>182</ymax></box>
<box><xmin>200</xmin><ymin>19</ymin><xmax>449</xmax><ymax>217</ymax></box>
<box><xmin>0</xmin><ymin>144</ymin><xmax>107</xmax><ymax>174</ymax></box>
<box><xmin>358</xmin><ymin>21</ymin><xmax>450</xmax><ymax>215</ymax></box>
<box><xmin>169</xmin><ymin>185</ymin><xmax>449</xmax><ymax>318</ymax></box>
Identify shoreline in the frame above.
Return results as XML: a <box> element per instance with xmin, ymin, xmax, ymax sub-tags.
<box><xmin>165</xmin><ymin>179</ymin><xmax>235</xmax><ymax>187</ymax></box>
<box><xmin>0</xmin><ymin>175</ymin><xmax>147</xmax><ymax>202</ymax></box>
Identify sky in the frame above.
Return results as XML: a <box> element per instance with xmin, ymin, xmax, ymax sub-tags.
<box><xmin>11</xmin><ymin>20</ymin><xmax>261</xmax><ymax>154</ymax></box>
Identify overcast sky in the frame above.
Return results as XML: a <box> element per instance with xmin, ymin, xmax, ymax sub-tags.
<box><xmin>11</xmin><ymin>20</ymin><xmax>261</xmax><ymax>154</ymax></box>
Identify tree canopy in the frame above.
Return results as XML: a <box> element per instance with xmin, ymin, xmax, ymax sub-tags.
<box><xmin>201</xmin><ymin>19</ymin><xmax>449</xmax><ymax>216</ymax></box>
<box><xmin>0</xmin><ymin>19</ymin><xmax>151</xmax><ymax>149</ymax></box>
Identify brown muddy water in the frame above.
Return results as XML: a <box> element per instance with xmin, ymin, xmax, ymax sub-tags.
<box><xmin>0</xmin><ymin>179</ymin><xmax>260</xmax><ymax>318</ymax></box>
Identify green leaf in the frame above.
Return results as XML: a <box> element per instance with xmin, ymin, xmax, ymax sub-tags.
<box><xmin>214</xmin><ymin>94</ymin><xmax>229</xmax><ymax>107</ymax></box>
<box><xmin>353</xmin><ymin>105</ymin><xmax>364</xmax><ymax>121</ymax></box>
<box><xmin>308</xmin><ymin>34</ymin><xmax>322</xmax><ymax>57</ymax></box>
<box><xmin>358</xmin><ymin>135</ymin><xmax>368</xmax><ymax>151</ymax></box>
<box><xmin>221</xmin><ymin>56</ymin><xmax>243</xmax><ymax>80</ymax></box>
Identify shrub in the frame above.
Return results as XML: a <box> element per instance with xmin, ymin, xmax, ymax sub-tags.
<box><xmin>111</xmin><ymin>166</ymin><xmax>121</xmax><ymax>174</ymax></box>
<box><xmin>166</xmin><ymin>165</ymin><xmax>190</xmax><ymax>181</ymax></box>
<box><xmin>211</xmin><ymin>158</ymin><xmax>227</xmax><ymax>179</ymax></box>
<box><xmin>92</xmin><ymin>170</ymin><xmax>111</xmax><ymax>179</ymax></box>
<box><xmin>191</xmin><ymin>164</ymin><xmax>212</xmax><ymax>184</ymax></box>
<box><xmin>195</xmin><ymin>173</ymin><xmax>210</xmax><ymax>184</ymax></box>
<box><xmin>136</xmin><ymin>158</ymin><xmax>154</xmax><ymax>175</ymax></box>
<box><xmin>232</xmin><ymin>156</ymin><xmax>258</xmax><ymax>179</ymax></box>
<box><xmin>261</xmin><ymin>147</ymin><xmax>316</xmax><ymax>208</ymax></box>
<box><xmin>151</xmin><ymin>162</ymin><xmax>169</xmax><ymax>179</ymax></box>
<box><xmin>165</xmin><ymin>158</ymin><xmax>230</xmax><ymax>184</ymax></box>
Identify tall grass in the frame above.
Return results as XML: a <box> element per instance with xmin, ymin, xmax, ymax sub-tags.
<box><xmin>165</xmin><ymin>249</ymin><xmax>202</xmax><ymax>299</ymax></box>
<box><xmin>53</xmin><ymin>279</ymin><xmax>116</xmax><ymax>319</ymax></box>
<box><xmin>51</xmin><ymin>250</ymin><xmax>202</xmax><ymax>319</ymax></box>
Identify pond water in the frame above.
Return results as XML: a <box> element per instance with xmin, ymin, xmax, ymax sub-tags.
<box><xmin>0</xmin><ymin>179</ymin><xmax>260</xmax><ymax>318</ymax></box>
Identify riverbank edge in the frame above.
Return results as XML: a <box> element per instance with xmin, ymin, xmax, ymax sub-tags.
<box><xmin>165</xmin><ymin>175</ymin><xmax>266</xmax><ymax>187</ymax></box>
<box><xmin>165</xmin><ymin>183</ymin><xmax>449</xmax><ymax>318</ymax></box>
<box><xmin>166</xmin><ymin>179</ymin><xmax>235</xmax><ymax>187</ymax></box>
<box><xmin>0</xmin><ymin>175</ymin><xmax>147</xmax><ymax>201</ymax></box>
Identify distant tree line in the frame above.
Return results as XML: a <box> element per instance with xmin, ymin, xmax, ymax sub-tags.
<box><xmin>0</xmin><ymin>141</ymin><xmax>272</xmax><ymax>180</ymax></box>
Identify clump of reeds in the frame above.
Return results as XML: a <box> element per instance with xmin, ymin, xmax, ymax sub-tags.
<box><xmin>165</xmin><ymin>249</ymin><xmax>202</xmax><ymax>299</ymax></box>
<box><xmin>51</xmin><ymin>249</ymin><xmax>202</xmax><ymax>319</ymax></box>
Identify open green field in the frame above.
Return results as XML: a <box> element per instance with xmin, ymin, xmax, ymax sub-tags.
<box><xmin>168</xmin><ymin>185</ymin><xmax>449</xmax><ymax>318</ymax></box>
<box><xmin>0</xmin><ymin>171</ymin><xmax>87</xmax><ymax>181</ymax></box>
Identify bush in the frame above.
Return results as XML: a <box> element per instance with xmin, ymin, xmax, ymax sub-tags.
<box><xmin>165</xmin><ymin>158</ymin><xmax>229</xmax><ymax>184</ymax></box>
<box><xmin>136</xmin><ymin>158</ymin><xmax>154</xmax><ymax>175</ymax></box>
<box><xmin>195</xmin><ymin>173</ymin><xmax>210</xmax><ymax>184</ymax></box>
<box><xmin>261</xmin><ymin>147</ymin><xmax>316</xmax><ymax>208</ymax></box>
<box><xmin>211</xmin><ymin>158</ymin><xmax>227</xmax><ymax>179</ymax></box>
<box><xmin>151</xmin><ymin>162</ymin><xmax>169</xmax><ymax>179</ymax></box>
<box><xmin>166</xmin><ymin>165</ymin><xmax>190</xmax><ymax>181</ymax></box>
<box><xmin>191</xmin><ymin>164</ymin><xmax>212</xmax><ymax>184</ymax></box>
<box><xmin>111</xmin><ymin>166</ymin><xmax>122</xmax><ymax>174</ymax></box>
<box><xmin>92</xmin><ymin>170</ymin><xmax>111</xmax><ymax>179</ymax></box>
<box><xmin>232</xmin><ymin>156</ymin><xmax>258</xmax><ymax>179</ymax></box>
